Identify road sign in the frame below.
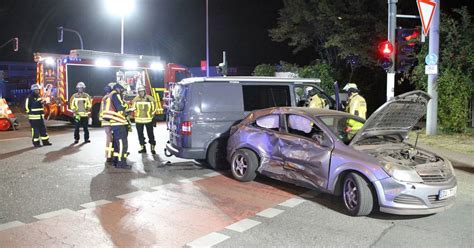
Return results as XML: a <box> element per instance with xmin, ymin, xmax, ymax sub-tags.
<box><xmin>425</xmin><ymin>64</ymin><xmax>438</xmax><ymax>74</ymax></box>
<box><xmin>417</xmin><ymin>0</ymin><xmax>437</xmax><ymax>35</ymax></box>
<box><xmin>200</xmin><ymin>60</ymin><xmax>207</xmax><ymax>71</ymax></box>
<box><xmin>425</xmin><ymin>53</ymin><xmax>438</xmax><ymax>65</ymax></box>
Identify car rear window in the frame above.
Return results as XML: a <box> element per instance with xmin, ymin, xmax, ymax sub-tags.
<box><xmin>242</xmin><ymin>85</ymin><xmax>291</xmax><ymax>111</ymax></box>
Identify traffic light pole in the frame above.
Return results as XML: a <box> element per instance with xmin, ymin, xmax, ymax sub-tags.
<box><xmin>386</xmin><ymin>0</ymin><xmax>397</xmax><ymax>101</ymax></box>
<box><xmin>426</xmin><ymin>0</ymin><xmax>440</xmax><ymax>135</ymax></box>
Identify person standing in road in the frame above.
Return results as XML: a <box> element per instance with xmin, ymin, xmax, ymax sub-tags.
<box><xmin>132</xmin><ymin>85</ymin><xmax>156</xmax><ymax>154</ymax></box>
<box><xmin>100</xmin><ymin>82</ymin><xmax>115</xmax><ymax>163</ymax></box>
<box><xmin>25</xmin><ymin>84</ymin><xmax>52</xmax><ymax>147</ymax></box>
<box><xmin>70</xmin><ymin>82</ymin><xmax>92</xmax><ymax>144</ymax></box>
<box><xmin>343</xmin><ymin>83</ymin><xmax>367</xmax><ymax>119</ymax></box>
<box><xmin>102</xmin><ymin>82</ymin><xmax>131</xmax><ymax>169</ymax></box>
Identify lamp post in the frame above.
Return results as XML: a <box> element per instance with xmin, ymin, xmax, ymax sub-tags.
<box><xmin>105</xmin><ymin>0</ymin><xmax>135</xmax><ymax>54</ymax></box>
<box><xmin>206</xmin><ymin>0</ymin><xmax>209</xmax><ymax>77</ymax></box>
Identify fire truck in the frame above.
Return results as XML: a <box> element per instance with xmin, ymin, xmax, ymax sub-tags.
<box><xmin>34</xmin><ymin>50</ymin><xmax>189</xmax><ymax>126</ymax></box>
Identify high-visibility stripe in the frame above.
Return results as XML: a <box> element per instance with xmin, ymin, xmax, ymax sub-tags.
<box><xmin>118</xmin><ymin>139</ymin><xmax>123</xmax><ymax>161</ymax></box>
<box><xmin>25</xmin><ymin>98</ymin><xmax>30</xmax><ymax>113</ymax></box>
<box><xmin>33</xmin><ymin>138</ymin><xmax>40</xmax><ymax>142</ymax></box>
<box><xmin>31</xmin><ymin>108</ymin><xmax>44</xmax><ymax>111</ymax></box>
<box><xmin>106</xmin><ymin>142</ymin><xmax>114</xmax><ymax>158</ymax></box>
<box><xmin>110</xmin><ymin>122</ymin><xmax>128</xmax><ymax>126</ymax></box>
<box><xmin>40</xmin><ymin>136</ymin><xmax>49</xmax><ymax>140</ymax></box>
<box><xmin>31</xmin><ymin>128</ymin><xmax>34</xmax><ymax>137</ymax></box>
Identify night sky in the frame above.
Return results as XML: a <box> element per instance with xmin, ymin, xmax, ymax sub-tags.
<box><xmin>0</xmin><ymin>0</ymin><xmax>472</xmax><ymax>68</ymax></box>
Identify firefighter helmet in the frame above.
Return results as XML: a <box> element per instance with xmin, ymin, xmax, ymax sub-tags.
<box><xmin>76</xmin><ymin>82</ymin><xmax>86</xmax><ymax>88</ymax></box>
<box><xmin>30</xmin><ymin>84</ymin><xmax>41</xmax><ymax>91</ymax></box>
<box><xmin>343</xmin><ymin>83</ymin><xmax>358</xmax><ymax>92</ymax></box>
<box><xmin>137</xmin><ymin>85</ymin><xmax>146</xmax><ymax>92</ymax></box>
<box><xmin>113</xmin><ymin>82</ymin><xmax>126</xmax><ymax>90</ymax></box>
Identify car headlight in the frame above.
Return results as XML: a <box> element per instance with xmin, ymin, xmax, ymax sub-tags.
<box><xmin>381</xmin><ymin>162</ymin><xmax>423</xmax><ymax>183</ymax></box>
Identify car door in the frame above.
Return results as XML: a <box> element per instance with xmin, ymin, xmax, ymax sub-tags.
<box><xmin>278</xmin><ymin>114</ymin><xmax>333</xmax><ymax>189</ymax></box>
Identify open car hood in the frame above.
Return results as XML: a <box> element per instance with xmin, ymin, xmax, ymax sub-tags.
<box><xmin>350</xmin><ymin>90</ymin><xmax>431</xmax><ymax>146</ymax></box>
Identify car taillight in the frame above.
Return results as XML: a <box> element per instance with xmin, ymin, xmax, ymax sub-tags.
<box><xmin>181</xmin><ymin>121</ymin><xmax>192</xmax><ymax>135</ymax></box>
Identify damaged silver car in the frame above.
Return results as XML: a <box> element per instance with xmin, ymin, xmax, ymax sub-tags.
<box><xmin>226</xmin><ymin>91</ymin><xmax>457</xmax><ymax>216</ymax></box>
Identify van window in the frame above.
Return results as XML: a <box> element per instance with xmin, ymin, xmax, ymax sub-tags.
<box><xmin>170</xmin><ymin>84</ymin><xmax>187</xmax><ymax>111</ymax></box>
<box><xmin>201</xmin><ymin>83</ymin><xmax>243</xmax><ymax>113</ymax></box>
<box><xmin>242</xmin><ymin>85</ymin><xmax>290</xmax><ymax>111</ymax></box>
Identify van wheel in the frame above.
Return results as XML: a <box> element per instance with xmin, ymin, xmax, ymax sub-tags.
<box><xmin>91</xmin><ymin>104</ymin><xmax>101</xmax><ymax>127</ymax></box>
<box><xmin>231</xmin><ymin>149</ymin><xmax>258</xmax><ymax>182</ymax></box>
<box><xmin>207</xmin><ymin>139</ymin><xmax>229</xmax><ymax>170</ymax></box>
<box><xmin>342</xmin><ymin>172</ymin><xmax>374</xmax><ymax>216</ymax></box>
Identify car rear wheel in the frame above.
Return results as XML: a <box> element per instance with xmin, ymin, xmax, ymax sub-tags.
<box><xmin>231</xmin><ymin>149</ymin><xmax>258</xmax><ymax>182</ymax></box>
<box><xmin>342</xmin><ymin>172</ymin><xmax>374</xmax><ymax>216</ymax></box>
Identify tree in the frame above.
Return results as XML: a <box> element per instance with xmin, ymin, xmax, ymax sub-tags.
<box><xmin>297</xmin><ymin>63</ymin><xmax>335</xmax><ymax>95</ymax></box>
<box><xmin>409</xmin><ymin>8</ymin><xmax>474</xmax><ymax>133</ymax></box>
<box><xmin>252</xmin><ymin>64</ymin><xmax>275</xmax><ymax>76</ymax></box>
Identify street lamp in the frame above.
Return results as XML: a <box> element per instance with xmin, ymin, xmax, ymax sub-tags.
<box><xmin>105</xmin><ymin>0</ymin><xmax>135</xmax><ymax>54</ymax></box>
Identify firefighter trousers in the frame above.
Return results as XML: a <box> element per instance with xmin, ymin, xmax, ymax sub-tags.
<box><xmin>74</xmin><ymin>117</ymin><xmax>89</xmax><ymax>141</ymax></box>
<box><xmin>104</xmin><ymin>126</ymin><xmax>113</xmax><ymax>159</ymax></box>
<box><xmin>136</xmin><ymin>122</ymin><xmax>155</xmax><ymax>146</ymax></box>
<box><xmin>112</xmin><ymin>125</ymin><xmax>128</xmax><ymax>167</ymax></box>
<box><xmin>29</xmin><ymin>119</ymin><xmax>49</xmax><ymax>145</ymax></box>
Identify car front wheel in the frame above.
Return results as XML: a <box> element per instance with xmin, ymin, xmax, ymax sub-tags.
<box><xmin>342</xmin><ymin>172</ymin><xmax>374</xmax><ymax>216</ymax></box>
<box><xmin>231</xmin><ymin>149</ymin><xmax>258</xmax><ymax>182</ymax></box>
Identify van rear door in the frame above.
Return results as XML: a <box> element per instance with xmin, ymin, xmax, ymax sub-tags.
<box><xmin>168</xmin><ymin>84</ymin><xmax>187</xmax><ymax>147</ymax></box>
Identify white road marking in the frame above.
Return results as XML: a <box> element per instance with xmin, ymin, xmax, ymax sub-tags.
<box><xmin>116</xmin><ymin>190</ymin><xmax>149</xmax><ymax>200</ymax></box>
<box><xmin>80</xmin><ymin>200</ymin><xmax>112</xmax><ymax>209</ymax></box>
<box><xmin>256</xmin><ymin>208</ymin><xmax>285</xmax><ymax>218</ymax></box>
<box><xmin>178</xmin><ymin>177</ymin><xmax>203</xmax><ymax>183</ymax></box>
<box><xmin>186</xmin><ymin>232</ymin><xmax>230</xmax><ymax>247</ymax></box>
<box><xmin>151</xmin><ymin>183</ymin><xmax>176</xmax><ymax>191</ymax></box>
<box><xmin>0</xmin><ymin>221</ymin><xmax>25</xmax><ymax>231</ymax></box>
<box><xmin>202</xmin><ymin>172</ymin><xmax>221</xmax><ymax>177</ymax></box>
<box><xmin>225</xmin><ymin>218</ymin><xmax>261</xmax><ymax>233</ymax></box>
<box><xmin>34</xmin><ymin>209</ymin><xmax>77</xmax><ymax>220</ymax></box>
<box><xmin>278</xmin><ymin>198</ymin><xmax>306</xmax><ymax>208</ymax></box>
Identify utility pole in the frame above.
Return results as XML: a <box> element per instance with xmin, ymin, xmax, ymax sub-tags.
<box><xmin>386</xmin><ymin>0</ymin><xmax>397</xmax><ymax>101</ymax></box>
<box><xmin>426</xmin><ymin>0</ymin><xmax>440</xmax><ymax>135</ymax></box>
<box><xmin>206</xmin><ymin>0</ymin><xmax>210</xmax><ymax>77</ymax></box>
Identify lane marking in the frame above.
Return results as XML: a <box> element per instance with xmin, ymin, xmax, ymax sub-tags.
<box><xmin>202</xmin><ymin>172</ymin><xmax>221</xmax><ymax>177</ymax></box>
<box><xmin>278</xmin><ymin>198</ymin><xmax>306</xmax><ymax>208</ymax></box>
<box><xmin>178</xmin><ymin>177</ymin><xmax>203</xmax><ymax>184</ymax></box>
<box><xmin>80</xmin><ymin>200</ymin><xmax>112</xmax><ymax>209</ymax></box>
<box><xmin>225</xmin><ymin>218</ymin><xmax>261</xmax><ymax>233</ymax></box>
<box><xmin>0</xmin><ymin>221</ymin><xmax>25</xmax><ymax>231</ymax></box>
<box><xmin>186</xmin><ymin>232</ymin><xmax>230</xmax><ymax>248</ymax></box>
<box><xmin>151</xmin><ymin>183</ymin><xmax>176</xmax><ymax>191</ymax></box>
<box><xmin>116</xmin><ymin>190</ymin><xmax>149</xmax><ymax>200</ymax></box>
<box><xmin>256</xmin><ymin>208</ymin><xmax>285</xmax><ymax>218</ymax></box>
<box><xmin>34</xmin><ymin>209</ymin><xmax>77</xmax><ymax>220</ymax></box>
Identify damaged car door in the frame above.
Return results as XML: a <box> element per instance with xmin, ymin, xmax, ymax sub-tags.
<box><xmin>277</xmin><ymin>114</ymin><xmax>333</xmax><ymax>189</ymax></box>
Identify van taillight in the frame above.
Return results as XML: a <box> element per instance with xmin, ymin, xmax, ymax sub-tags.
<box><xmin>181</xmin><ymin>121</ymin><xmax>192</xmax><ymax>135</ymax></box>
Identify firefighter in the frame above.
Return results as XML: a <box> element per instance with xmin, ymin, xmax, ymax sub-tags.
<box><xmin>343</xmin><ymin>83</ymin><xmax>367</xmax><ymax>119</ymax></box>
<box><xmin>305</xmin><ymin>87</ymin><xmax>327</xmax><ymax>109</ymax></box>
<box><xmin>132</xmin><ymin>85</ymin><xmax>156</xmax><ymax>154</ymax></box>
<box><xmin>102</xmin><ymin>82</ymin><xmax>131</xmax><ymax>169</ymax></box>
<box><xmin>25</xmin><ymin>84</ymin><xmax>52</xmax><ymax>147</ymax></box>
<box><xmin>100</xmin><ymin>82</ymin><xmax>115</xmax><ymax>162</ymax></box>
<box><xmin>70</xmin><ymin>82</ymin><xmax>92</xmax><ymax>143</ymax></box>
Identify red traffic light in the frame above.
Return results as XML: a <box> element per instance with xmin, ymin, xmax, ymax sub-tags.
<box><xmin>378</xmin><ymin>41</ymin><xmax>394</xmax><ymax>57</ymax></box>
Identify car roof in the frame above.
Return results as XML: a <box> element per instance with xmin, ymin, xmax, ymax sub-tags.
<box><xmin>250</xmin><ymin>107</ymin><xmax>354</xmax><ymax>118</ymax></box>
<box><xmin>179</xmin><ymin>76</ymin><xmax>321</xmax><ymax>85</ymax></box>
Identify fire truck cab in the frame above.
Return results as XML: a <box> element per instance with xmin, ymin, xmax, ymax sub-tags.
<box><xmin>34</xmin><ymin>49</ymin><xmax>189</xmax><ymax>126</ymax></box>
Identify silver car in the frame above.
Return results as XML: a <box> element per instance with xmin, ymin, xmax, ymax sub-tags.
<box><xmin>226</xmin><ymin>91</ymin><xmax>457</xmax><ymax>216</ymax></box>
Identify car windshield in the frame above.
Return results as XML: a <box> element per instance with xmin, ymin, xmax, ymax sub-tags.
<box><xmin>318</xmin><ymin>115</ymin><xmax>365</xmax><ymax>144</ymax></box>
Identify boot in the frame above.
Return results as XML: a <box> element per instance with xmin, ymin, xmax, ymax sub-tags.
<box><xmin>150</xmin><ymin>144</ymin><xmax>156</xmax><ymax>154</ymax></box>
<box><xmin>42</xmin><ymin>140</ymin><xmax>52</xmax><ymax>146</ymax></box>
<box><xmin>138</xmin><ymin>145</ymin><xmax>147</xmax><ymax>153</ymax></box>
<box><xmin>33</xmin><ymin>142</ymin><xmax>42</xmax><ymax>148</ymax></box>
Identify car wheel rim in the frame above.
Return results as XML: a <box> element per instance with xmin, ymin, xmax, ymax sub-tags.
<box><xmin>343</xmin><ymin>178</ymin><xmax>358</xmax><ymax>210</ymax></box>
<box><xmin>233</xmin><ymin>154</ymin><xmax>248</xmax><ymax>177</ymax></box>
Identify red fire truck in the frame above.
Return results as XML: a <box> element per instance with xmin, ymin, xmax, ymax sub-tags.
<box><xmin>34</xmin><ymin>49</ymin><xmax>189</xmax><ymax>126</ymax></box>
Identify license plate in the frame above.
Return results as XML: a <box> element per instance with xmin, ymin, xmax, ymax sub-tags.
<box><xmin>439</xmin><ymin>186</ymin><xmax>457</xmax><ymax>200</ymax></box>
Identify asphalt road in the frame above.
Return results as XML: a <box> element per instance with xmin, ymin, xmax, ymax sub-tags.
<box><xmin>0</xmin><ymin>121</ymin><xmax>473</xmax><ymax>247</ymax></box>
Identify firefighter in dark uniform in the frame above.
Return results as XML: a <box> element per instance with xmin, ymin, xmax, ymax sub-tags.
<box><xmin>25</xmin><ymin>84</ymin><xmax>52</xmax><ymax>147</ymax></box>
<box><xmin>132</xmin><ymin>85</ymin><xmax>156</xmax><ymax>154</ymax></box>
<box><xmin>100</xmin><ymin>82</ymin><xmax>115</xmax><ymax>163</ymax></box>
<box><xmin>70</xmin><ymin>82</ymin><xmax>92</xmax><ymax>143</ymax></box>
<box><xmin>102</xmin><ymin>82</ymin><xmax>131</xmax><ymax>169</ymax></box>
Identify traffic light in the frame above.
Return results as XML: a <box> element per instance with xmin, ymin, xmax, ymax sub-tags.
<box><xmin>13</xmin><ymin>38</ymin><xmax>18</xmax><ymax>52</ymax></box>
<box><xmin>216</xmin><ymin>51</ymin><xmax>228</xmax><ymax>76</ymax></box>
<box><xmin>396</xmin><ymin>27</ymin><xmax>421</xmax><ymax>72</ymax></box>
<box><xmin>378</xmin><ymin>40</ymin><xmax>394</xmax><ymax>70</ymax></box>
<box><xmin>57</xmin><ymin>26</ymin><xmax>64</xmax><ymax>43</ymax></box>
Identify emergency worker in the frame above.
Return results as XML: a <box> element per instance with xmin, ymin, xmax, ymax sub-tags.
<box><xmin>102</xmin><ymin>82</ymin><xmax>130</xmax><ymax>169</ymax></box>
<box><xmin>25</xmin><ymin>84</ymin><xmax>52</xmax><ymax>147</ymax></box>
<box><xmin>132</xmin><ymin>85</ymin><xmax>156</xmax><ymax>154</ymax></box>
<box><xmin>100</xmin><ymin>82</ymin><xmax>115</xmax><ymax>162</ymax></box>
<box><xmin>305</xmin><ymin>87</ymin><xmax>327</xmax><ymax>109</ymax></box>
<box><xmin>70</xmin><ymin>82</ymin><xmax>92</xmax><ymax>143</ymax></box>
<box><xmin>343</xmin><ymin>83</ymin><xmax>367</xmax><ymax>119</ymax></box>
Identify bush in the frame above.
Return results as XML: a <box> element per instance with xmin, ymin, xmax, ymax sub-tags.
<box><xmin>252</xmin><ymin>64</ymin><xmax>275</xmax><ymax>76</ymax></box>
<box><xmin>298</xmin><ymin>63</ymin><xmax>335</xmax><ymax>95</ymax></box>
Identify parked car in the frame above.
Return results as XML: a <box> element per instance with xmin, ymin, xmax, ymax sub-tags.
<box><xmin>226</xmin><ymin>91</ymin><xmax>457</xmax><ymax>216</ymax></box>
<box><xmin>165</xmin><ymin>76</ymin><xmax>336</xmax><ymax>169</ymax></box>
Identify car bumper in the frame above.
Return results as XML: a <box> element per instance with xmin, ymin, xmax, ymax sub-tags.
<box><xmin>373</xmin><ymin>176</ymin><xmax>457</xmax><ymax>215</ymax></box>
<box><xmin>165</xmin><ymin>143</ymin><xmax>206</xmax><ymax>159</ymax></box>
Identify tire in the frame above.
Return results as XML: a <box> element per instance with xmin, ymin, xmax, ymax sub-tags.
<box><xmin>342</xmin><ymin>172</ymin><xmax>374</xmax><ymax>216</ymax></box>
<box><xmin>207</xmin><ymin>139</ymin><xmax>229</xmax><ymax>170</ymax></box>
<box><xmin>91</xmin><ymin>104</ymin><xmax>101</xmax><ymax>127</ymax></box>
<box><xmin>230</xmin><ymin>149</ymin><xmax>258</xmax><ymax>182</ymax></box>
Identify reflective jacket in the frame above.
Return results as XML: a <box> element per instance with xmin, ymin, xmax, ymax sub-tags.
<box><xmin>346</xmin><ymin>93</ymin><xmax>367</xmax><ymax>119</ymax></box>
<box><xmin>100</xmin><ymin>93</ymin><xmax>112</xmax><ymax>126</ymax></box>
<box><xmin>70</xmin><ymin>92</ymin><xmax>92</xmax><ymax>117</ymax></box>
<box><xmin>25</xmin><ymin>94</ymin><xmax>45</xmax><ymax>120</ymax></box>
<box><xmin>102</xmin><ymin>90</ymin><xmax>128</xmax><ymax>126</ymax></box>
<box><xmin>132</xmin><ymin>95</ymin><xmax>155</xmax><ymax>124</ymax></box>
<box><xmin>308</xmin><ymin>94</ymin><xmax>327</xmax><ymax>109</ymax></box>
